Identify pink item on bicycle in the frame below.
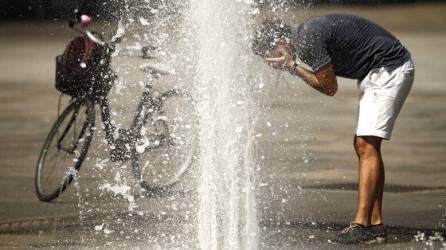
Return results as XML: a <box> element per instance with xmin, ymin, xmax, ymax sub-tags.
<box><xmin>80</xmin><ymin>14</ymin><xmax>92</xmax><ymax>27</ymax></box>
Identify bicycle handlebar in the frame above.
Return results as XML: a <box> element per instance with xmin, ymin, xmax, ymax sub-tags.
<box><xmin>85</xmin><ymin>30</ymin><xmax>106</xmax><ymax>46</ymax></box>
<box><xmin>68</xmin><ymin>18</ymin><xmax>122</xmax><ymax>50</ymax></box>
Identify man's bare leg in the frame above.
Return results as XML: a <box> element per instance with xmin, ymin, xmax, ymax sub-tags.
<box><xmin>371</xmin><ymin>157</ymin><xmax>385</xmax><ymax>225</ymax></box>
<box><xmin>353</xmin><ymin>136</ymin><xmax>384</xmax><ymax>226</ymax></box>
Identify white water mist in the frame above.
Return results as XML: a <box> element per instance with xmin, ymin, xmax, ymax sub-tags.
<box><xmin>189</xmin><ymin>0</ymin><xmax>259</xmax><ymax>249</ymax></box>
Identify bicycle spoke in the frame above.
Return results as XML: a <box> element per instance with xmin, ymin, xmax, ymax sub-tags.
<box><xmin>56</xmin><ymin>105</ymin><xmax>80</xmax><ymax>150</ymax></box>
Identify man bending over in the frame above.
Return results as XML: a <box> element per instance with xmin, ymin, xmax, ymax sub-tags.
<box><xmin>253</xmin><ymin>13</ymin><xmax>414</xmax><ymax>244</ymax></box>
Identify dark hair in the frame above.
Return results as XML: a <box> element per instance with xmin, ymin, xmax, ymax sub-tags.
<box><xmin>252</xmin><ymin>20</ymin><xmax>292</xmax><ymax>56</ymax></box>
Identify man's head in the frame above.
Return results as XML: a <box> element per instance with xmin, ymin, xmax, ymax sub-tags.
<box><xmin>252</xmin><ymin>20</ymin><xmax>293</xmax><ymax>58</ymax></box>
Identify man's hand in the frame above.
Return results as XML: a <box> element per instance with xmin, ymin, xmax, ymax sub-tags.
<box><xmin>263</xmin><ymin>44</ymin><xmax>295</xmax><ymax>70</ymax></box>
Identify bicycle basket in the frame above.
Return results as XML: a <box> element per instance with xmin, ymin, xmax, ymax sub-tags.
<box><xmin>55</xmin><ymin>35</ymin><xmax>114</xmax><ymax>97</ymax></box>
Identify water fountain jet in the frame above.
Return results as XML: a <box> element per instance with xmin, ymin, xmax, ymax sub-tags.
<box><xmin>188</xmin><ymin>0</ymin><xmax>259</xmax><ymax>249</ymax></box>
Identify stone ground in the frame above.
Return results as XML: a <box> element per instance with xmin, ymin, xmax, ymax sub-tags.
<box><xmin>0</xmin><ymin>2</ymin><xmax>446</xmax><ymax>249</ymax></box>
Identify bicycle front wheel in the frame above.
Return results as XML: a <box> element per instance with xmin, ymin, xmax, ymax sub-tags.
<box><xmin>132</xmin><ymin>89</ymin><xmax>198</xmax><ymax>193</ymax></box>
<box><xmin>35</xmin><ymin>98</ymin><xmax>95</xmax><ymax>202</ymax></box>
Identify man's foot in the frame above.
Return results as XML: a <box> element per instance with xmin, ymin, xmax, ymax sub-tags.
<box><xmin>331</xmin><ymin>222</ymin><xmax>386</xmax><ymax>245</ymax></box>
<box><xmin>371</xmin><ymin>223</ymin><xmax>387</xmax><ymax>243</ymax></box>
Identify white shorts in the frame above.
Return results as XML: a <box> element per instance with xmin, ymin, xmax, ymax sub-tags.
<box><xmin>356</xmin><ymin>59</ymin><xmax>415</xmax><ymax>140</ymax></box>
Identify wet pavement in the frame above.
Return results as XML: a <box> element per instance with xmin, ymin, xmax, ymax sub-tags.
<box><xmin>1</xmin><ymin>3</ymin><xmax>446</xmax><ymax>249</ymax></box>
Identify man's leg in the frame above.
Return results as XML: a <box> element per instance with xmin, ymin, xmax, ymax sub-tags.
<box><xmin>353</xmin><ymin>135</ymin><xmax>384</xmax><ymax>226</ymax></box>
<box><xmin>371</xmin><ymin>157</ymin><xmax>385</xmax><ymax>225</ymax></box>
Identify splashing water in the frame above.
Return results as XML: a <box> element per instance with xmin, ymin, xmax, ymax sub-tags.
<box><xmin>66</xmin><ymin>0</ymin><xmax>259</xmax><ymax>247</ymax></box>
<box><xmin>189</xmin><ymin>0</ymin><xmax>259</xmax><ymax>249</ymax></box>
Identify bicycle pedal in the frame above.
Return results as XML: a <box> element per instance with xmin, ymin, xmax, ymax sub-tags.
<box><xmin>110</xmin><ymin>129</ymin><xmax>133</xmax><ymax>162</ymax></box>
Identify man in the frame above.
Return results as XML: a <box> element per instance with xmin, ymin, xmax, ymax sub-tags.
<box><xmin>253</xmin><ymin>14</ymin><xmax>414</xmax><ymax>244</ymax></box>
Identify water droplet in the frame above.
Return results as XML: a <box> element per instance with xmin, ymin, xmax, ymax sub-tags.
<box><xmin>139</xmin><ymin>17</ymin><xmax>150</xmax><ymax>26</ymax></box>
<box><xmin>94</xmin><ymin>224</ymin><xmax>104</xmax><ymax>231</ymax></box>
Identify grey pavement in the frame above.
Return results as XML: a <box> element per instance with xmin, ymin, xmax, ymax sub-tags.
<box><xmin>1</xmin><ymin>3</ymin><xmax>446</xmax><ymax>249</ymax></box>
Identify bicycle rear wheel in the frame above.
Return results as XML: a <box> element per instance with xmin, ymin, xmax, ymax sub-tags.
<box><xmin>132</xmin><ymin>89</ymin><xmax>198</xmax><ymax>193</ymax></box>
<box><xmin>35</xmin><ymin>98</ymin><xmax>95</xmax><ymax>202</ymax></box>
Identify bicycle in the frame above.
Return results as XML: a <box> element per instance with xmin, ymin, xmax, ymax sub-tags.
<box><xmin>35</xmin><ymin>16</ymin><xmax>198</xmax><ymax>202</ymax></box>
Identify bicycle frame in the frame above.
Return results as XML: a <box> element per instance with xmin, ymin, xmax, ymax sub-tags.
<box><xmin>96</xmin><ymin>83</ymin><xmax>159</xmax><ymax>161</ymax></box>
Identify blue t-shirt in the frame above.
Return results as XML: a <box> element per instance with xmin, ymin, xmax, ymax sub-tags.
<box><xmin>292</xmin><ymin>13</ymin><xmax>411</xmax><ymax>80</ymax></box>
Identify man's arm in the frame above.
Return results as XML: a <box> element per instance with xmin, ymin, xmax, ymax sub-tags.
<box><xmin>291</xmin><ymin>63</ymin><xmax>338</xmax><ymax>96</ymax></box>
<box><xmin>262</xmin><ymin>42</ymin><xmax>338</xmax><ymax>96</ymax></box>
